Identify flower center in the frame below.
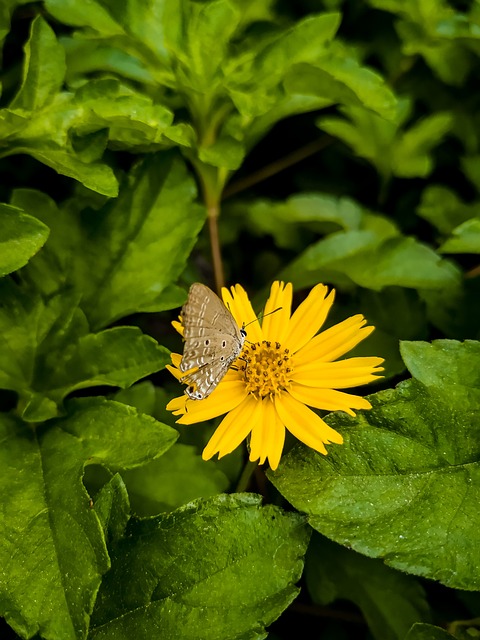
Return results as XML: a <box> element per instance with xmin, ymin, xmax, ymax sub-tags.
<box><xmin>239</xmin><ymin>340</ymin><xmax>292</xmax><ymax>398</ymax></box>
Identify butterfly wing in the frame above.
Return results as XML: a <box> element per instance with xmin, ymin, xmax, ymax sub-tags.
<box><xmin>180</xmin><ymin>359</ymin><xmax>236</xmax><ymax>399</ymax></box>
<box><xmin>179</xmin><ymin>283</ymin><xmax>245</xmax><ymax>399</ymax></box>
<box><xmin>180</xmin><ymin>283</ymin><xmax>244</xmax><ymax>373</ymax></box>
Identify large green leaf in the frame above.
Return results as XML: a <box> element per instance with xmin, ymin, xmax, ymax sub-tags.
<box><xmin>0</xmin><ymin>203</ymin><xmax>49</xmax><ymax>277</ymax></box>
<box><xmin>0</xmin><ymin>398</ymin><xmax>177</xmax><ymax>640</ymax></box>
<box><xmin>13</xmin><ymin>154</ymin><xmax>201</xmax><ymax>329</ymax></box>
<box><xmin>0</xmin><ymin>280</ymin><xmax>170</xmax><ymax>421</ymax></box>
<box><xmin>90</xmin><ymin>494</ymin><xmax>310</xmax><ymax>639</ymax></box>
<box><xmin>71</xmin><ymin>153</ymin><xmax>204</xmax><ymax>329</ymax></box>
<box><xmin>270</xmin><ymin>340</ymin><xmax>480</xmax><ymax>591</ymax></box>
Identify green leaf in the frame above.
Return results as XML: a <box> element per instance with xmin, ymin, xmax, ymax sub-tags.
<box><xmin>198</xmin><ymin>135</ymin><xmax>245</xmax><ymax>170</ymax></box>
<box><xmin>462</xmin><ymin>155</ymin><xmax>480</xmax><ymax>192</ymax></box>
<box><xmin>279</xmin><ymin>224</ymin><xmax>459</xmax><ymax>292</ymax></box>
<box><xmin>60</xmin><ymin>36</ymin><xmax>155</xmax><ymax>86</ymax></box>
<box><xmin>74</xmin><ymin>153</ymin><xmax>205</xmax><ymax>329</ymax></box>
<box><xmin>286</xmin><ymin>50</ymin><xmax>397</xmax><ymax>120</ymax></box>
<box><xmin>73</xmin><ymin>78</ymin><xmax>178</xmax><ymax>151</ymax></box>
<box><xmin>318</xmin><ymin>104</ymin><xmax>452</xmax><ymax>181</ymax></box>
<box><xmin>270</xmin><ymin>340</ymin><xmax>480</xmax><ymax>590</ymax></box>
<box><xmin>0</xmin><ymin>280</ymin><xmax>170</xmax><ymax>421</ymax></box>
<box><xmin>306</xmin><ymin>535</ymin><xmax>430</xmax><ymax>640</ymax></box>
<box><xmin>404</xmin><ymin>623</ymin><xmax>456</xmax><ymax>640</ymax></box>
<box><xmin>239</xmin><ymin>193</ymin><xmax>363</xmax><ymax>250</ymax></box>
<box><xmin>0</xmin><ymin>280</ymin><xmax>49</xmax><ymax>395</ymax></box>
<box><xmin>90</xmin><ymin>494</ymin><xmax>310</xmax><ymax>639</ymax></box>
<box><xmin>393</xmin><ymin>112</ymin><xmax>453</xmax><ymax>177</ymax></box>
<box><xmin>10</xmin><ymin>188</ymin><xmax>83</xmax><ymax>295</ymax></box>
<box><xmin>184</xmin><ymin>0</ymin><xmax>240</xmax><ymax>91</ymax></box>
<box><xmin>228</xmin><ymin>0</ymin><xmax>275</xmax><ymax>25</ymax></box>
<box><xmin>94</xmin><ymin>473</ymin><xmax>131</xmax><ymax>545</ymax></box>
<box><xmin>355</xmin><ymin>287</ymin><xmax>428</xmax><ymax>379</ymax></box>
<box><xmin>121</xmin><ymin>443</ymin><xmax>230</xmax><ymax>515</ymax></box>
<box><xmin>10</xmin><ymin>16</ymin><xmax>65</xmax><ymax>111</ymax></box>
<box><xmin>0</xmin><ymin>203</ymin><xmax>49</xmax><ymax>277</ymax></box>
<box><xmin>0</xmin><ymin>398</ymin><xmax>177</xmax><ymax>640</ymax></box>
<box><xmin>420</xmin><ymin>275</ymin><xmax>480</xmax><ymax>340</ymax></box>
<box><xmin>440</xmin><ymin>218</ymin><xmax>480</xmax><ymax>254</ymax></box>
<box><xmin>254</xmin><ymin>13</ymin><xmax>341</xmax><ymax>86</ymax></box>
<box><xmin>13</xmin><ymin>158</ymin><xmax>199</xmax><ymax>328</ymax></box>
<box><xmin>32</xmin><ymin>326</ymin><xmax>171</xmax><ymax>411</ymax></box>
<box><xmin>114</xmin><ymin>381</ymin><xmax>157</xmax><ymax>416</ymax></box>
<box><xmin>369</xmin><ymin>0</ymin><xmax>477</xmax><ymax>85</ymax></box>
<box><xmin>417</xmin><ymin>186</ymin><xmax>479</xmax><ymax>234</ymax></box>
<box><xmin>21</xmin><ymin>146</ymin><xmax>119</xmax><ymax>197</ymax></box>
<box><xmin>45</xmin><ymin>0</ymin><xmax>125</xmax><ymax>34</ymax></box>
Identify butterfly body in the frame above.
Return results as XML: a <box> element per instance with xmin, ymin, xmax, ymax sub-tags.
<box><xmin>180</xmin><ymin>283</ymin><xmax>246</xmax><ymax>400</ymax></box>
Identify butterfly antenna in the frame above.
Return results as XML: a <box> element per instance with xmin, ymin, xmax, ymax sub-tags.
<box><xmin>243</xmin><ymin>307</ymin><xmax>282</xmax><ymax>330</ymax></box>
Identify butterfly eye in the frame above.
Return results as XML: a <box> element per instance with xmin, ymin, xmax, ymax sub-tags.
<box><xmin>222</xmin><ymin>340</ymin><xmax>226</xmax><ymax>348</ymax></box>
<box><xmin>205</xmin><ymin>339</ymin><xmax>210</xmax><ymax>346</ymax></box>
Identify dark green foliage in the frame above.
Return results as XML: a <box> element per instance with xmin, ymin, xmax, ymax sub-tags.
<box><xmin>0</xmin><ymin>1</ymin><xmax>479</xmax><ymax>639</ymax></box>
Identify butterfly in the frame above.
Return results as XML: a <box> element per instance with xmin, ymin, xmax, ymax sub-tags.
<box><xmin>179</xmin><ymin>283</ymin><xmax>246</xmax><ymax>400</ymax></box>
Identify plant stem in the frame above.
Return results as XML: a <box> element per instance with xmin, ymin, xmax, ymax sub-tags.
<box><xmin>466</xmin><ymin>263</ymin><xmax>480</xmax><ymax>279</ymax></box>
<box><xmin>235</xmin><ymin>459</ymin><xmax>257</xmax><ymax>492</ymax></box>
<box><xmin>207</xmin><ymin>203</ymin><xmax>225</xmax><ymax>293</ymax></box>
<box><xmin>223</xmin><ymin>136</ymin><xmax>332</xmax><ymax>200</ymax></box>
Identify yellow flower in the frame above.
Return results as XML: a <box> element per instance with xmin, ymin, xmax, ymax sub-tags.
<box><xmin>166</xmin><ymin>282</ymin><xmax>384</xmax><ymax>470</ymax></box>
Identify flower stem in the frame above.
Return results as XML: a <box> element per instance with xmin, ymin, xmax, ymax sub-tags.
<box><xmin>235</xmin><ymin>459</ymin><xmax>257</xmax><ymax>493</ymax></box>
<box><xmin>207</xmin><ymin>203</ymin><xmax>225</xmax><ymax>293</ymax></box>
<box><xmin>222</xmin><ymin>136</ymin><xmax>332</xmax><ymax>200</ymax></box>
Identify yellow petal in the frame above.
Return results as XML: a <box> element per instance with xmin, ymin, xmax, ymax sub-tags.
<box><xmin>166</xmin><ymin>395</ymin><xmax>188</xmax><ymax>414</ymax></box>
<box><xmin>176</xmin><ymin>380</ymin><xmax>248</xmax><ymax>424</ymax></box>
<box><xmin>274</xmin><ymin>392</ymin><xmax>343</xmax><ymax>454</ymax></box>
<box><xmin>202</xmin><ymin>395</ymin><xmax>260</xmax><ymax>460</ymax></box>
<box><xmin>292</xmin><ymin>357</ymin><xmax>384</xmax><ymax>388</ymax></box>
<box><xmin>250</xmin><ymin>397</ymin><xmax>285</xmax><ymax>470</ymax></box>
<box><xmin>261</xmin><ymin>281</ymin><xmax>292</xmax><ymax>343</ymax></box>
<box><xmin>222</xmin><ymin>284</ymin><xmax>263</xmax><ymax>343</ymax></box>
<box><xmin>283</xmin><ymin>284</ymin><xmax>335</xmax><ymax>354</ymax></box>
<box><xmin>289</xmin><ymin>382</ymin><xmax>372</xmax><ymax>416</ymax></box>
<box><xmin>170</xmin><ymin>353</ymin><xmax>183</xmax><ymax>368</ymax></box>
<box><xmin>247</xmin><ymin>400</ymin><xmax>266</xmax><ymax>464</ymax></box>
<box><xmin>172</xmin><ymin>319</ymin><xmax>184</xmax><ymax>336</ymax></box>
<box><xmin>166</xmin><ymin>364</ymin><xmax>184</xmax><ymax>382</ymax></box>
<box><xmin>296</xmin><ymin>315</ymin><xmax>375</xmax><ymax>364</ymax></box>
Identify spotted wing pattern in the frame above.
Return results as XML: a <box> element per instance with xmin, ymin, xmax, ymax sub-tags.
<box><xmin>180</xmin><ymin>283</ymin><xmax>245</xmax><ymax>400</ymax></box>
